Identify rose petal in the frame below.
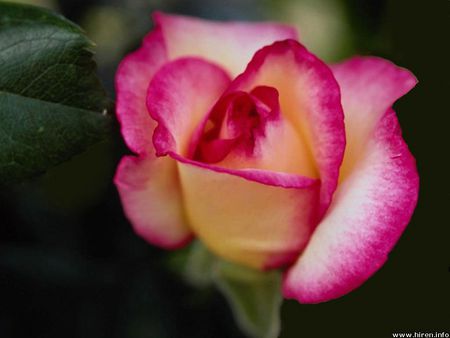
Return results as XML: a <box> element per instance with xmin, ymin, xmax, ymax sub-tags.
<box><xmin>282</xmin><ymin>58</ymin><xmax>418</xmax><ymax>303</ymax></box>
<box><xmin>283</xmin><ymin>108</ymin><xmax>418</xmax><ymax>303</ymax></box>
<box><xmin>147</xmin><ymin>57</ymin><xmax>231</xmax><ymax>157</ymax></box>
<box><xmin>114</xmin><ymin>154</ymin><xmax>192</xmax><ymax>249</ymax></box>
<box><xmin>228</xmin><ymin>40</ymin><xmax>346</xmax><ymax>216</ymax></box>
<box><xmin>282</xmin><ymin>57</ymin><xmax>418</xmax><ymax>303</ymax></box>
<box><xmin>154</xmin><ymin>11</ymin><xmax>298</xmax><ymax>77</ymax></box>
<box><xmin>115</xmin><ymin>28</ymin><xmax>168</xmax><ymax>155</ymax></box>
<box><xmin>145</xmin><ymin>51</ymin><xmax>322</xmax><ymax>269</ymax></box>
<box><xmin>331</xmin><ymin>56</ymin><xmax>417</xmax><ymax>179</ymax></box>
<box><xmin>172</xmin><ymin>152</ymin><xmax>321</xmax><ymax>269</ymax></box>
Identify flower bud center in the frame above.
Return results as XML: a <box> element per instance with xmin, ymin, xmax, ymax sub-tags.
<box><xmin>194</xmin><ymin>86</ymin><xmax>280</xmax><ymax>163</ymax></box>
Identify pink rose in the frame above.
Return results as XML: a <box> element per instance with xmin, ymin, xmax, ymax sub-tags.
<box><xmin>114</xmin><ymin>12</ymin><xmax>418</xmax><ymax>303</ymax></box>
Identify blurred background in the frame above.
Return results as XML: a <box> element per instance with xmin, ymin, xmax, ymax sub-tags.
<box><xmin>1</xmin><ymin>0</ymin><xmax>448</xmax><ymax>337</ymax></box>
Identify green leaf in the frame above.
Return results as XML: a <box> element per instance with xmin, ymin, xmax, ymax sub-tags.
<box><xmin>0</xmin><ymin>2</ymin><xmax>111</xmax><ymax>185</ymax></box>
<box><xmin>213</xmin><ymin>260</ymin><xmax>283</xmax><ymax>338</ymax></box>
<box><xmin>0</xmin><ymin>92</ymin><xmax>110</xmax><ymax>184</ymax></box>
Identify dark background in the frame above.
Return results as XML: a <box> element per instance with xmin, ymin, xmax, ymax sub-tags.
<box><xmin>1</xmin><ymin>0</ymin><xmax>448</xmax><ymax>337</ymax></box>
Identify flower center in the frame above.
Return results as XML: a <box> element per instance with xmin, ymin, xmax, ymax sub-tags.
<box><xmin>193</xmin><ymin>86</ymin><xmax>280</xmax><ymax>164</ymax></box>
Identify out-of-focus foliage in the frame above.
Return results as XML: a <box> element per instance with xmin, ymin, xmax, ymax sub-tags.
<box><xmin>81</xmin><ymin>6</ymin><xmax>131</xmax><ymax>66</ymax></box>
<box><xmin>265</xmin><ymin>0</ymin><xmax>353</xmax><ymax>61</ymax></box>
<box><xmin>7</xmin><ymin>0</ymin><xmax>57</xmax><ymax>9</ymax></box>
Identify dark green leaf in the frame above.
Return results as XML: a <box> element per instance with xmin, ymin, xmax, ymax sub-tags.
<box><xmin>0</xmin><ymin>2</ymin><xmax>111</xmax><ymax>184</ymax></box>
<box><xmin>0</xmin><ymin>92</ymin><xmax>110</xmax><ymax>184</ymax></box>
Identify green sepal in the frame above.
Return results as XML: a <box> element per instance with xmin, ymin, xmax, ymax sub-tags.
<box><xmin>183</xmin><ymin>242</ymin><xmax>283</xmax><ymax>338</ymax></box>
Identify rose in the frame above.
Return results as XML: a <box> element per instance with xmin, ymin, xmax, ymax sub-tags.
<box><xmin>114</xmin><ymin>12</ymin><xmax>418</xmax><ymax>303</ymax></box>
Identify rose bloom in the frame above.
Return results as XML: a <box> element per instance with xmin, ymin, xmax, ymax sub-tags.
<box><xmin>114</xmin><ymin>12</ymin><xmax>418</xmax><ymax>303</ymax></box>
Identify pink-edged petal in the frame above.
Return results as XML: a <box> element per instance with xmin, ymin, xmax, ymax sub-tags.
<box><xmin>194</xmin><ymin>87</ymin><xmax>317</xmax><ymax>177</ymax></box>
<box><xmin>171</xmin><ymin>151</ymin><xmax>318</xmax><ymax>189</ymax></box>
<box><xmin>331</xmin><ymin>56</ymin><xmax>417</xmax><ymax>178</ymax></box>
<box><xmin>154</xmin><ymin>11</ymin><xmax>298</xmax><ymax>77</ymax></box>
<box><xmin>228</xmin><ymin>39</ymin><xmax>346</xmax><ymax>216</ymax></box>
<box><xmin>283</xmin><ymin>108</ymin><xmax>419</xmax><ymax>303</ymax></box>
<box><xmin>170</xmin><ymin>151</ymin><xmax>320</xmax><ymax>270</ymax></box>
<box><xmin>147</xmin><ymin>57</ymin><xmax>231</xmax><ymax>157</ymax></box>
<box><xmin>114</xmin><ymin>154</ymin><xmax>192</xmax><ymax>249</ymax></box>
<box><xmin>115</xmin><ymin>28</ymin><xmax>168</xmax><ymax>155</ymax></box>
<box><xmin>143</xmin><ymin>42</ymin><xmax>324</xmax><ymax>270</ymax></box>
